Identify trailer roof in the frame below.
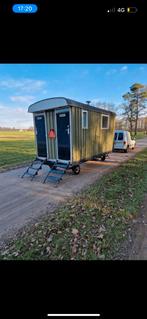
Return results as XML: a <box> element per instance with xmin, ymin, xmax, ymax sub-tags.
<box><xmin>28</xmin><ymin>97</ymin><xmax>116</xmax><ymax>115</ymax></box>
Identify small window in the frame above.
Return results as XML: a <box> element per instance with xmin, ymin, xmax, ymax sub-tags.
<box><xmin>82</xmin><ymin>110</ymin><xmax>88</xmax><ymax>129</ymax></box>
<box><xmin>101</xmin><ymin>114</ymin><xmax>109</xmax><ymax>129</ymax></box>
<box><xmin>118</xmin><ymin>132</ymin><xmax>123</xmax><ymax>140</ymax></box>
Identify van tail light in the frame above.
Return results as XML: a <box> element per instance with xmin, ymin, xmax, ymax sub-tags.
<box><xmin>124</xmin><ymin>141</ymin><xmax>126</xmax><ymax>145</ymax></box>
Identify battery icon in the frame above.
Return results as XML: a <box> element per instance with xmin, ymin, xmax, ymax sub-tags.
<box><xmin>127</xmin><ymin>7</ymin><xmax>138</xmax><ymax>13</ymax></box>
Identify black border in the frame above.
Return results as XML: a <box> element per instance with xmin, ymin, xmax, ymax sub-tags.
<box><xmin>1</xmin><ymin>260</ymin><xmax>147</xmax><ymax>318</ymax></box>
<box><xmin>0</xmin><ymin>1</ymin><xmax>147</xmax><ymax>319</ymax></box>
<box><xmin>0</xmin><ymin>1</ymin><xmax>147</xmax><ymax>62</ymax></box>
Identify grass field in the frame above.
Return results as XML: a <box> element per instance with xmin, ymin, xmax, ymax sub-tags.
<box><xmin>0</xmin><ymin>130</ymin><xmax>35</xmax><ymax>169</ymax></box>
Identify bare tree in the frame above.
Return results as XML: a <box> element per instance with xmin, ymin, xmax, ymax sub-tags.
<box><xmin>122</xmin><ymin>83</ymin><xmax>147</xmax><ymax>137</ymax></box>
<box><xmin>92</xmin><ymin>100</ymin><xmax>117</xmax><ymax>112</ymax></box>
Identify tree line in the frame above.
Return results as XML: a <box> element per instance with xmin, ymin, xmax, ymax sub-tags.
<box><xmin>0</xmin><ymin>127</ymin><xmax>33</xmax><ymax>131</ymax></box>
<box><xmin>122</xmin><ymin>83</ymin><xmax>147</xmax><ymax>137</ymax></box>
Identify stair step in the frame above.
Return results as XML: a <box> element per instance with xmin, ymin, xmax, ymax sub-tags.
<box><xmin>25</xmin><ymin>171</ymin><xmax>37</xmax><ymax>176</ymax></box>
<box><xmin>21</xmin><ymin>158</ymin><xmax>45</xmax><ymax>179</ymax></box>
<box><xmin>29</xmin><ymin>166</ymin><xmax>41</xmax><ymax>170</ymax></box>
<box><xmin>47</xmin><ymin>175</ymin><xmax>62</xmax><ymax>182</ymax></box>
<box><xmin>54</xmin><ymin>164</ymin><xmax>69</xmax><ymax>169</ymax></box>
<box><xmin>51</xmin><ymin>169</ymin><xmax>65</xmax><ymax>175</ymax></box>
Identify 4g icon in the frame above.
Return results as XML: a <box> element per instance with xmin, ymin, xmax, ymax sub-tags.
<box><xmin>117</xmin><ymin>8</ymin><xmax>126</xmax><ymax>13</ymax></box>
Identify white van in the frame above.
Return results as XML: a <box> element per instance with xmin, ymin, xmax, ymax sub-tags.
<box><xmin>113</xmin><ymin>130</ymin><xmax>136</xmax><ymax>152</ymax></box>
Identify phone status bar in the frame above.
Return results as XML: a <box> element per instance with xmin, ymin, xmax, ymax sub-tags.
<box><xmin>0</xmin><ymin>3</ymin><xmax>144</xmax><ymax>17</ymax></box>
<box><xmin>106</xmin><ymin>7</ymin><xmax>138</xmax><ymax>14</ymax></box>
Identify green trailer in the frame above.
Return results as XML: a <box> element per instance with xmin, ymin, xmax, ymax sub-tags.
<box><xmin>28</xmin><ymin>97</ymin><xmax>115</xmax><ymax>174</ymax></box>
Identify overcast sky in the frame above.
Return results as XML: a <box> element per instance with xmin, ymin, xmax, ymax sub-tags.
<box><xmin>0</xmin><ymin>64</ymin><xmax>146</xmax><ymax>128</ymax></box>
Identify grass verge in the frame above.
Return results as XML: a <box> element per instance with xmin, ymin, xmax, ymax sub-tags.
<box><xmin>0</xmin><ymin>131</ymin><xmax>35</xmax><ymax>169</ymax></box>
<box><xmin>1</xmin><ymin>148</ymin><xmax>147</xmax><ymax>260</ymax></box>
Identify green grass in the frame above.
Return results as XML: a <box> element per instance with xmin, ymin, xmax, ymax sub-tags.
<box><xmin>1</xmin><ymin>148</ymin><xmax>147</xmax><ymax>260</ymax></box>
<box><xmin>135</xmin><ymin>131</ymin><xmax>147</xmax><ymax>139</ymax></box>
<box><xmin>0</xmin><ymin>130</ymin><xmax>35</xmax><ymax>169</ymax></box>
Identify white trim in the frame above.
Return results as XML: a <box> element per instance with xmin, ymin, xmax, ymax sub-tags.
<box><xmin>82</xmin><ymin>110</ymin><xmax>88</xmax><ymax>129</ymax></box>
<box><xmin>101</xmin><ymin>114</ymin><xmax>109</xmax><ymax>129</ymax></box>
<box><xmin>34</xmin><ymin>113</ymin><xmax>47</xmax><ymax>158</ymax></box>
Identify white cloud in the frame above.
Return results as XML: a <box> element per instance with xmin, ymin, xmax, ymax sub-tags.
<box><xmin>106</xmin><ymin>69</ymin><xmax>117</xmax><ymax>75</ymax></box>
<box><xmin>106</xmin><ymin>65</ymin><xmax>128</xmax><ymax>75</ymax></box>
<box><xmin>10</xmin><ymin>95</ymin><xmax>35</xmax><ymax>104</ymax></box>
<box><xmin>120</xmin><ymin>66</ymin><xmax>128</xmax><ymax>71</ymax></box>
<box><xmin>0</xmin><ymin>104</ymin><xmax>33</xmax><ymax>129</ymax></box>
<box><xmin>0</xmin><ymin>78</ymin><xmax>46</xmax><ymax>93</ymax></box>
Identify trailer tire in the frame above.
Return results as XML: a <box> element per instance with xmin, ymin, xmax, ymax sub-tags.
<box><xmin>101</xmin><ymin>154</ymin><xmax>106</xmax><ymax>161</ymax></box>
<box><xmin>72</xmin><ymin>165</ymin><xmax>80</xmax><ymax>175</ymax></box>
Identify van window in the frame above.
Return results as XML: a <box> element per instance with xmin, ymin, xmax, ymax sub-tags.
<box><xmin>114</xmin><ymin>132</ymin><xmax>117</xmax><ymax>140</ymax></box>
<box><xmin>118</xmin><ymin>132</ymin><xmax>123</xmax><ymax>140</ymax></box>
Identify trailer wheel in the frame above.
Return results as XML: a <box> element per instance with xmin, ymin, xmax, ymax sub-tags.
<box><xmin>72</xmin><ymin>165</ymin><xmax>80</xmax><ymax>175</ymax></box>
<box><xmin>101</xmin><ymin>154</ymin><xmax>106</xmax><ymax>161</ymax></box>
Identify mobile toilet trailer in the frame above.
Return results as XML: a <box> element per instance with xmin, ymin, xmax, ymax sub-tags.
<box><xmin>28</xmin><ymin>97</ymin><xmax>115</xmax><ymax>174</ymax></box>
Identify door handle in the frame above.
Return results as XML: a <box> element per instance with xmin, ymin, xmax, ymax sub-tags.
<box><xmin>65</xmin><ymin>128</ymin><xmax>70</xmax><ymax>134</ymax></box>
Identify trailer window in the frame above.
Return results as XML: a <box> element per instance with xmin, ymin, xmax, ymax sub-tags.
<box><xmin>82</xmin><ymin>110</ymin><xmax>88</xmax><ymax>129</ymax></box>
<box><xmin>101</xmin><ymin>114</ymin><xmax>109</xmax><ymax>129</ymax></box>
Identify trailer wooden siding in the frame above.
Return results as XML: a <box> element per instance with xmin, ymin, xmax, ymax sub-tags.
<box><xmin>46</xmin><ymin>110</ymin><xmax>57</xmax><ymax>159</ymax></box>
<box><xmin>71</xmin><ymin>106</ymin><xmax>115</xmax><ymax>163</ymax></box>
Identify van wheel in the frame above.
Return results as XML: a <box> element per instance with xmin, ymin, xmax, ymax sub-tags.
<box><xmin>101</xmin><ymin>154</ymin><xmax>106</xmax><ymax>161</ymax></box>
<box><xmin>124</xmin><ymin>148</ymin><xmax>128</xmax><ymax>153</ymax></box>
<box><xmin>72</xmin><ymin>165</ymin><xmax>80</xmax><ymax>175</ymax></box>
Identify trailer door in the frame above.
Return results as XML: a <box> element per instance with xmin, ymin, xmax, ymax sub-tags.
<box><xmin>34</xmin><ymin>114</ymin><xmax>47</xmax><ymax>158</ymax></box>
<box><xmin>56</xmin><ymin>111</ymin><xmax>70</xmax><ymax>160</ymax></box>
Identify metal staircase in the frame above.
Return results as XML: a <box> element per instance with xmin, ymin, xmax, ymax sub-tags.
<box><xmin>21</xmin><ymin>158</ymin><xmax>46</xmax><ymax>181</ymax></box>
<box><xmin>43</xmin><ymin>161</ymin><xmax>69</xmax><ymax>185</ymax></box>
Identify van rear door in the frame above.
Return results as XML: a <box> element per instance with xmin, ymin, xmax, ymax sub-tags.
<box><xmin>114</xmin><ymin>132</ymin><xmax>124</xmax><ymax>149</ymax></box>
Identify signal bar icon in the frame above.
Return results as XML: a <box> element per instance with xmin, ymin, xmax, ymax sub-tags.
<box><xmin>106</xmin><ymin>8</ymin><xmax>116</xmax><ymax>13</ymax></box>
